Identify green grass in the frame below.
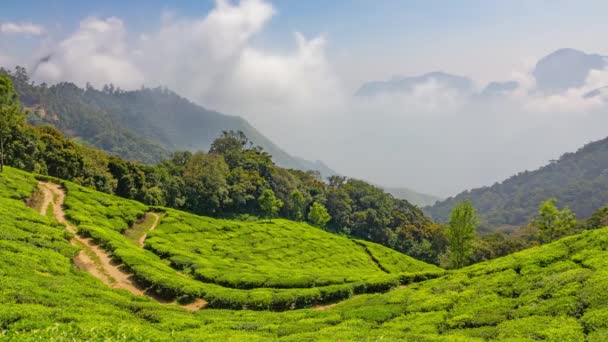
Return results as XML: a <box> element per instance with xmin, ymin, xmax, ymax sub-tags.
<box><xmin>2</xmin><ymin>166</ymin><xmax>608</xmax><ymax>340</ymax></box>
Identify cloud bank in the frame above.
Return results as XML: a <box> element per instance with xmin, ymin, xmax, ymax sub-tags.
<box><xmin>6</xmin><ymin>0</ymin><xmax>608</xmax><ymax>197</ymax></box>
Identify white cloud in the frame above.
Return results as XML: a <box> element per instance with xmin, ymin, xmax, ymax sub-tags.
<box><xmin>35</xmin><ymin>17</ymin><xmax>144</xmax><ymax>89</ymax></box>
<box><xmin>0</xmin><ymin>22</ymin><xmax>45</xmax><ymax>35</ymax></box>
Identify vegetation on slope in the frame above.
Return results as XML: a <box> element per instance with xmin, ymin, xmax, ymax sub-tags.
<box><xmin>58</xmin><ymin>175</ymin><xmax>441</xmax><ymax>309</ymax></box>
<box><xmin>3</xmin><ymin>167</ymin><xmax>608</xmax><ymax>340</ymax></box>
<box><xmin>5</xmin><ymin>66</ymin><xmax>336</xmax><ymax>177</ymax></box>
<box><xmin>146</xmin><ymin>209</ymin><xmax>438</xmax><ymax>289</ymax></box>
<box><xmin>426</xmin><ymin>136</ymin><xmax>608</xmax><ymax>229</ymax></box>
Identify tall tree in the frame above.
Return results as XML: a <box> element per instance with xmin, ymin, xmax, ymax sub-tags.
<box><xmin>308</xmin><ymin>202</ymin><xmax>331</xmax><ymax>228</ymax></box>
<box><xmin>445</xmin><ymin>200</ymin><xmax>477</xmax><ymax>269</ymax></box>
<box><xmin>290</xmin><ymin>190</ymin><xmax>306</xmax><ymax>221</ymax></box>
<box><xmin>534</xmin><ymin>198</ymin><xmax>577</xmax><ymax>243</ymax></box>
<box><xmin>182</xmin><ymin>152</ymin><xmax>230</xmax><ymax>214</ymax></box>
<box><xmin>0</xmin><ymin>75</ymin><xmax>23</xmax><ymax>172</ymax></box>
<box><xmin>258</xmin><ymin>189</ymin><xmax>283</xmax><ymax>221</ymax></box>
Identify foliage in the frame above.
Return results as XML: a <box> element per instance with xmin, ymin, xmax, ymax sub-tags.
<box><xmin>307</xmin><ymin>202</ymin><xmax>331</xmax><ymax>228</ymax></box>
<box><xmin>258</xmin><ymin>189</ymin><xmax>283</xmax><ymax>221</ymax></box>
<box><xmin>0</xmin><ymin>73</ymin><xmax>23</xmax><ymax>172</ymax></box>
<box><xmin>445</xmin><ymin>200</ymin><xmax>477</xmax><ymax>268</ymax></box>
<box><xmin>427</xmin><ymin>136</ymin><xmax>608</xmax><ymax>230</ymax></box>
<box><xmin>534</xmin><ymin>198</ymin><xmax>577</xmax><ymax>243</ymax></box>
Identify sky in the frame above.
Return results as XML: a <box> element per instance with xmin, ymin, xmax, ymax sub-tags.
<box><xmin>2</xmin><ymin>0</ymin><xmax>608</xmax><ymax>197</ymax></box>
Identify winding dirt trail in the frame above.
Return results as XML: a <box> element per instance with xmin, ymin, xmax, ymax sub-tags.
<box><xmin>137</xmin><ymin>212</ymin><xmax>160</xmax><ymax>248</ymax></box>
<box><xmin>39</xmin><ymin>182</ymin><xmax>145</xmax><ymax>295</ymax></box>
<box><xmin>38</xmin><ymin>182</ymin><xmax>209</xmax><ymax>310</ymax></box>
<box><xmin>38</xmin><ymin>182</ymin><xmax>212</xmax><ymax>311</ymax></box>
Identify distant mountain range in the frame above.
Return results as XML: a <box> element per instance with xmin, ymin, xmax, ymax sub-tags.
<box><xmin>355</xmin><ymin>48</ymin><xmax>608</xmax><ymax>101</ymax></box>
<box><xmin>381</xmin><ymin>186</ymin><xmax>441</xmax><ymax>207</ymax></box>
<box><xmin>355</xmin><ymin>71</ymin><xmax>474</xmax><ymax>97</ymax></box>
<box><xmin>425</xmin><ymin>135</ymin><xmax>608</xmax><ymax>231</ymax></box>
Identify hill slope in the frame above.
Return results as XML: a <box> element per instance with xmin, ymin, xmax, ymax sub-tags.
<box><xmin>6</xmin><ymin>67</ymin><xmax>337</xmax><ymax>177</ymax></box>
<box><xmin>426</xmin><ymin>136</ymin><xmax>608</xmax><ymax>228</ymax></box>
<box><xmin>3</xmin><ymin>166</ymin><xmax>608</xmax><ymax>340</ymax></box>
<box><xmin>382</xmin><ymin>185</ymin><xmax>441</xmax><ymax>207</ymax></box>
<box><xmin>8</xmin><ymin>167</ymin><xmax>441</xmax><ymax>309</ymax></box>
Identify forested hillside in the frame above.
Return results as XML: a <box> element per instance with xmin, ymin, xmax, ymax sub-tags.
<box><xmin>426</xmin><ymin>136</ymin><xmax>608</xmax><ymax>229</ymax></box>
<box><xmin>4</xmin><ymin>66</ymin><xmax>337</xmax><ymax>177</ymax></box>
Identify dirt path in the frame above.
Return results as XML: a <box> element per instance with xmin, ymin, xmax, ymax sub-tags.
<box><xmin>38</xmin><ymin>182</ymin><xmax>209</xmax><ymax>311</ymax></box>
<box><xmin>39</xmin><ymin>182</ymin><xmax>146</xmax><ymax>295</ymax></box>
<box><xmin>137</xmin><ymin>212</ymin><xmax>160</xmax><ymax>248</ymax></box>
<box><xmin>312</xmin><ymin>303</ymin><xmax>337</xmax><ymax>311</ymax></box>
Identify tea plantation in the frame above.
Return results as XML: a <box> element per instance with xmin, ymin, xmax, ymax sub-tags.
<box><xmin>53</xmin><ymin>170</ymin><xmax>443</xmax><ymax>310</ymax></box>
<box><xmin>2</xmin><ymin>166</ymin><xmax>608</xmax><ymax>340</ymax></box>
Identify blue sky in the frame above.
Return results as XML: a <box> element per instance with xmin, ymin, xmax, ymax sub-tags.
<box><xmin>3</xmin><ymin>0</ymin><xmax>608</xmax><ymax>86</ymax></box>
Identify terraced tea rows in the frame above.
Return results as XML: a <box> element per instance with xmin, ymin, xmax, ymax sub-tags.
<box><xmin>2</xmin><ymin>167</ymin><xmax>608</xmax><ymax>340</ymax></box>
<box><xmin>55</xmin><ymin>173</ymin><xmax>442</xmax><ymax>310</ymax></box>
<box><xmin>145</xmin><ymin>208</ymin><xmax>437</xmax><ymax>289</ymax></box>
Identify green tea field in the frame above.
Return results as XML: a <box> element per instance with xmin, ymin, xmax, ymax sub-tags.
<box><xmin>2</xmin><ymin>166</ymin><xmax>608</xmax><ymax>340</ymax></box>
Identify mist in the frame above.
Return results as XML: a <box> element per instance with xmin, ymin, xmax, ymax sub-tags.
<box><xmin>6</xmin><ymin>0</ymin><xmax>608</xmax><ymax>197</ymax></box>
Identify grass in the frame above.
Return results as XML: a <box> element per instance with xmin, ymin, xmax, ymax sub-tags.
<box><xmin>2</xmin><ymin>166</ymin><xmax>608</xmax><ymax>340</ymax></box>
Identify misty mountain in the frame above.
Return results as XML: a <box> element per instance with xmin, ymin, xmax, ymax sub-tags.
<box><xmin>357</xmin><ymin>48</ymin><xmax>608</xmax><ymax>101</ymax></box>
<box><xmin>533</xmin><ymin>48</ymin><xmax>607</xmax><ymax>93</ymax></box>
<box><xmin>381</xmin><ymin>186</ymin><xmax>441</xmax><ymax>207</ymax></box>
<box><xmin>8</xmin><ymin>68</ymin><xmax>336</xmax><ymax>176</ymax></box>
<box><xmin>479</xmin><ymin>81</ymin><xmax>519</xmax><ymax>98</ymax></box>
<box><xmin>355</xmin><ymin>71</ymin><xmax>474</xmax><ymax>97</ymax></box>
<box><xmin>425</xmin><ymin>136</ymin><xmax>608</xmax><ymax>230</ymax></box>
<box><xmin>584</xmin><ymin>86</ymin><xmax>608</xmax><ymax>99</ymax></box>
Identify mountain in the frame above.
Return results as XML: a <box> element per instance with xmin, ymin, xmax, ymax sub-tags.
<box><xmin>357</xmin><ymin>48</ymin><xmax>608</xmax><ymax>101</ymax></box>
<box><xmin>533</xmin><ymin>48</ymin><xmax>607</xmax><ymax>93</ymax></box>
<box><xmin>425</xmin><ymin>136</ymin><xmax>608</xmax><ymax>229</ymax></box>
<box><xmin>584</xmin><ymin>85</ymin><xmax>608</xmax><ymax>99</ymax></box>
<box><xmin>292</xmin><ymin>156</ymin><xmax>338</xmax><ymax>179</ymax></box>
<box><xmin>6</xmin><ymin>66</ymin><xmax>336</xmax><ymax>176</ymax></box>
<box><xmin>382</xmin><ymin>185</ymin><xmax>441</xmax><ymax>207</ymax></box>
<box><xmin>355</xmin><ymin>71</ymin><xmax>474</xmax><ymax>97</ymax></box>
<box><xmin>479</xmin><ymin>80</ymin><xmax>519</xmax><ymax>98</ymax></box>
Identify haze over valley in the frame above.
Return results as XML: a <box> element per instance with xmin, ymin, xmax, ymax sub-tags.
<box><xmin>3</xmin><ymin>0</ymin><xmax>608</xmax><ymax>197</ymax></box>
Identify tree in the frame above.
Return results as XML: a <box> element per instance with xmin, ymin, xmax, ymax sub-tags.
<box><xmin>445</xmin><ymin>200</ymin><xmax>477</xmax><ymax>269</ymax></box>
<box><xmin>308</xmin><ymin>202</ymin><xmax>331</xmax><ymax>228</ymax></box>
<box><xmin>534</xmin><ymin>198</ymin><xmax>577</xmax><ymax>243</ymax></box>
<box><xmin>0</xmin><ymin>75</ymin><xmax>23</xmax><ymax>172</ymax></box>
<box><xmin>290</xmin><ymin>190</ymin><xmax>305</xmax><ymax>221</ymax></box>
<box><xmin>258</xmin><ymin>189</ymin><xmax>283</xmax><ymax>221</ymax></box>
<box><xmin>182</xmin><ymin>152</ymin><xmax>230</xmax><ymax>215</ymax></box>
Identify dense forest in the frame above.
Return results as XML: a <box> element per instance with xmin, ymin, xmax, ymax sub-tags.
<box><xmin>5</xmin><ymin>66</ymin><xmax>337</xmax><ymax>178</ymax></box>
<box><xmin>426</xmin><ymin>137</ymin><xmax>608</xmax><ymax>230</ymax></box>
